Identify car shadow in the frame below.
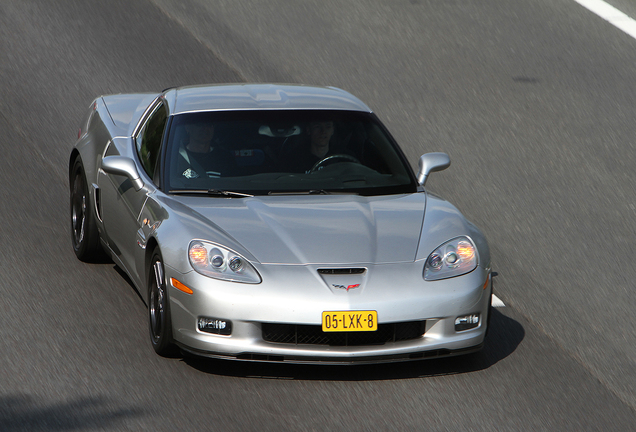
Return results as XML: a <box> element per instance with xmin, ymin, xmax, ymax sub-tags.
<box><xmin>0</xmin><ymin>395</ymin><xmax>143</xmax><ymax>432</ymax></box>
<box><xmin>113</xmin><ymin>265</ymin><xmax>147</xmax><ymax>306</ymax></box>
<box><xmin>182</xmin><ymin>308</ymin><xmax>524</xmax><ymax>381</ymax></box>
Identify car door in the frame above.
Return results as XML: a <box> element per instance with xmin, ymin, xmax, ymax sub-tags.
<box><xmin>99</xmin><ymin>99</ymin><xmax>168</xmax><ymax>286</ymax></box>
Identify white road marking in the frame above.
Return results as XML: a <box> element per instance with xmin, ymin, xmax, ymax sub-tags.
<box><xmin>574</xmin><ymin>0</ymin><xmax>636</xmax><ymax>39</ymax></box>
<box><xmin>492</xmin><ymin>294</ymin><xmax>506</xmax><ymax>308</ymax></box>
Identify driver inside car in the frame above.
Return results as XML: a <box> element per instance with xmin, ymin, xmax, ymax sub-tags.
<box><xmin>289</xmin><ymin>121</ymin><xmax>338</xmax><ymax>173</ymax></box>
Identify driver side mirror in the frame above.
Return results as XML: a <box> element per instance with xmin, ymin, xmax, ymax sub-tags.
<box><xmin>100</xmin><ymin>156</ymin><xmax>144</xmax><ymax>191</ymax></box>
<box><xmin>417</xmin><ymin>152</ymin><xmax>450</xmax><ymax>186</ymax></box>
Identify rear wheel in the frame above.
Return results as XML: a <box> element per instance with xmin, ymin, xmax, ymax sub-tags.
<box><xmin>70</xmin><ymin>158</ymin><xmax>102</xmax><ymax>261</ymax></box>
<box><xmin>148</xmin><ymin>249</ymin><xmax>177</xmax><ymax>356</ymax></box>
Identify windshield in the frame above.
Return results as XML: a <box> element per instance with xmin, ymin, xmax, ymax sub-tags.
<box><xmin>164</xmin><ymin>110</ymin><xmax>417</xmax><ymax>196</ymax></box>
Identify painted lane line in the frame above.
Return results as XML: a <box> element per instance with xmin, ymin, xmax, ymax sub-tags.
<box><xmin>492</xmin><ymin>294</ymin><xmax>506</xmax><ymax>308</ymax></box>
<box><xmin>574</xmin><ymin>0</ymin><xmax>636</xmax><ymax>39</ymax></box>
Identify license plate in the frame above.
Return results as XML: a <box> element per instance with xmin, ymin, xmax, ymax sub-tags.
<box><xmin>322</xmin><ymin>311</ymin><xmax>377</xmax><ymax>332</ymax></box>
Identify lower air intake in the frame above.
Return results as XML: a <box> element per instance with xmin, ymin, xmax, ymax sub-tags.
<box><xmin>262</xmin><ymin>321</ymin><xmax>426</xmax><ymax>346</ymax></box>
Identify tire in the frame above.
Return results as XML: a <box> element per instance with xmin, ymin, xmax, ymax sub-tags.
<box><xmin>484</xmin><ymin>277</ymin><xmax>494</xmax><ymax>339</ymax></box>
<box><xmin>70</xmin><ymin>157</ymin><xmax>102</xmax><ymax>261</ymax></box>
<box><xmin>485</xmin><ymin>294</ymin><xmax>493</xmax><ymax>339</ymax></box>
<box><xmin>148</xmin><ymin>249</ymin><xmax>178</xmax><ymax>356</ymax></box>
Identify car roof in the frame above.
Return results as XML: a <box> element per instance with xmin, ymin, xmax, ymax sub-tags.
<box><xmin>167</xmin><ymin>84</ymin><xmax>373</xmax><ymax>114</ymax></box>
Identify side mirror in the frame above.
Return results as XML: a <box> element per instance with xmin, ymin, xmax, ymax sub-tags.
<box><xmin>417</xmin><ymin>152</ymin><xmax>450</xmax><ymax>186</ymax></box>
<box><xmin>100</xmin><ymin>156</ymin><xmax>144</xmax><ymax>191</ymax></box>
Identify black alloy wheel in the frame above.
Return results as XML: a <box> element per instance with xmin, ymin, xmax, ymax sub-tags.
<box><xmin>70</xmin><ymin>158</ymin><xmax>101</xmax><ymax>261</ymax></box>
<box><xmin>148</xmin><ymin>249</ymin><xmax>177</xmax><ymax>356</ymax></box>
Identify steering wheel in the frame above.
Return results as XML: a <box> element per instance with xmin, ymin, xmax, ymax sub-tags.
<box><xmin>310</xmin><ymin>154</ymin><xmax>360</xmax><ymax>172</ymax></box>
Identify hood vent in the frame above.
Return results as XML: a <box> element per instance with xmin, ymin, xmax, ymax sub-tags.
<box><xmin>317</xmin><ymin>268</ymin><xmax>366</xmax><ymax>275</ymax></box>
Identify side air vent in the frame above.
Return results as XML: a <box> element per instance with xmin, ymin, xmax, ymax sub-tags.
<box><xmin>317</xmin><ymin>268</ymin><xmax>366</xmax><ymax>275</ymax></box>
<box><xmin>92</xmin><ymin>184</ymin><xmax>102</xmax><ymax>222</ymax></box>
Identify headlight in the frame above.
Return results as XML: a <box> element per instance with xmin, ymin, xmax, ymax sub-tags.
<box><xmin>188</xmin><ymin>241</ymin><xmax>261</xmax><ymax>284</ymax></box>
<box><xmin>424</xmin><ymin>236</ymin><xmax>478</xmax><ymax>281</ymax></box>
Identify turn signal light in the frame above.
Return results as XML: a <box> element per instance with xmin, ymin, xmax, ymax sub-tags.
<box><xmin>456</xmin><ymin>241</ymin><xmax>475</xmax><ymax>261</ymax></box>
<box><xmin>483</xmin><ymin>272</ymin><xmax>491</xmax><ymax>290</ymax></box>
<box><xmin>170</xmin><ymin>278</ymin><xmax>193</xmax><ymax>295</ymax></box>
<box><xmin>189</xmin><ymin>242</ymin><xmax>208</xmax><ymax>265</ymax></box>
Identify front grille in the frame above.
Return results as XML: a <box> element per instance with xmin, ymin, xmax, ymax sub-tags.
<box><xmin>262</xmin><ymin>321</ymin><xmax>426</xmax><ymax>346</ymax></box>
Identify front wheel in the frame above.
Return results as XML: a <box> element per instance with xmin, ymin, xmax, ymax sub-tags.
<box><xmin>148</xmin><ymin>249</ymin><xmax>178</xmax><ymax>356</ymax></box>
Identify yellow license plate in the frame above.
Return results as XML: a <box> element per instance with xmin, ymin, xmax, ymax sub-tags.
<box><xmin>322</xmin><ymin>311</ymin><xmax>377</xmax><ymax>332</ymax></box>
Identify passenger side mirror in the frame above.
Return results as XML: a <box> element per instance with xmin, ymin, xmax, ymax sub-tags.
<box><xmin>100</xmin><ymin>156</ymin><xmax>144</xmax><ymax>191</ymax></box>
<box><xmin>417</xmin><ymin>152</ymin><xmax>450</xmax><ymax>186</ymax></box>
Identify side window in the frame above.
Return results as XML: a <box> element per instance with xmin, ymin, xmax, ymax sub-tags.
<box><xmin>136</xmin><ymin>102</ymin><xmax>168</xmax><ymax>182</ymax></box>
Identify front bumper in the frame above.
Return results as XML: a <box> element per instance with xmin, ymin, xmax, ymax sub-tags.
<box><xmin>166</xmin><ymin>262</ymin><xmax>492</xmax><ymax>364</ymax></box>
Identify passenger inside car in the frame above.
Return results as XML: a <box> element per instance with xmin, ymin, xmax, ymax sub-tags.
<box><xmin>174</xmin><ymin>122</ymin><xmax>235</xmax><ymax>179</ymax></box>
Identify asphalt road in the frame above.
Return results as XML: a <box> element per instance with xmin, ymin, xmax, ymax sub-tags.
<box><xmin>0</xmin><ymin>0</ymin><xmax>635</xmax><ymax>430</ymax></box>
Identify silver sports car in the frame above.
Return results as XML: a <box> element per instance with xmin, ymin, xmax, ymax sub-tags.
<box><xmin>70</xmin><ymin>84</ymin><xmax>492</xmax><ymax>364</ymax></box>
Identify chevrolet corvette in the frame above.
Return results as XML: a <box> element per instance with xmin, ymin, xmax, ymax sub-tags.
<box><xmin>69</xmin><ymin>84</ymin><xmax>492</xmax><ymax>363</ymax></box>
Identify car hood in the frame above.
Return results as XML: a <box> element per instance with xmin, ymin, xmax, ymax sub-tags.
<box><xmin>185</xmin><ymin>194</ymin><xmax>427</xmax><ymax>265</ymax></box>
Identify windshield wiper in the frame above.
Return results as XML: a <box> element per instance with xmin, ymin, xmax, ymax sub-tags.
<box><xmin>169</xmin><ymin>189</ymin><xmax>254</xmax><ymax>198</ymax></box>
<box><xmin>268</xmin><ymin>189</ymin><xmax>329</xmax><ymax>195</ymax></box>
<box><xmin>268</xmin><ymin>189</ymin><xmax>359</xmax><ymax>196</ymax></box>
<box><xmin>207</xmin><ymin>189</ymin><xmax>254</xmax><ymax>198</ymax></box>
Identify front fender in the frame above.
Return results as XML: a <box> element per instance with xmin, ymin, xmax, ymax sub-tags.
<box><xmin>415</xmin><ymin>193</ymin><xmax>490</xmax><ymax>269</ymax></box>
<box><xmin>144</xmin><ymin>194</ymin><xmax>258</xmax><ymax>277</ymax></box>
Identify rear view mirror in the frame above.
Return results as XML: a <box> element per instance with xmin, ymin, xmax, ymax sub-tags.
<box><xmin>417</xmin><ymin>152</ymin><xmax>450</xmax><ymax>186</ymax></box>
<box><xmin>100</xmin><ymin>156</ymin><xmax>144</xmax><ymax>191</ymax></box>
